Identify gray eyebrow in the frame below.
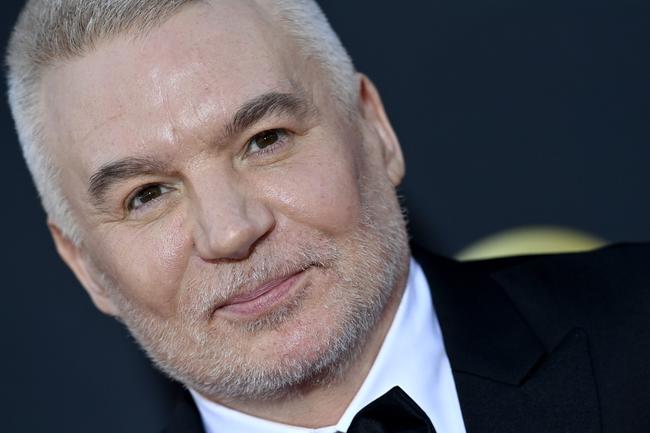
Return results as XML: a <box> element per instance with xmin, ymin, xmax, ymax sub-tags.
<box><xmin>87</xmin><ymin>91</ymin><xmax>317</xmax><ymax>209</ymax></box>
<box><xmin>225</xmin><ymin>91</ymin><xmax>317</xmax><ymax>139</ymax></box>
<box><xmin>88</xmin><ymin>157</ymin><xmax>168</xmax><ymax>208</ymax></box>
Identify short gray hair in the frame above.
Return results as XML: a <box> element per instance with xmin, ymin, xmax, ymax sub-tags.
<box><xmin>6</xmin><ymin>0</ymin><xmax>356</xmax><ymax>244</ymax></box>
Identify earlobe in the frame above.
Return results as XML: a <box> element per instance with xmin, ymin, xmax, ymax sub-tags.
<box><xmin>358</xmin><ymin>73</ymin><xmax>405</xmax><ymax>186</ymax></box>
<box><xmin>48</xmin><ymin>222</ymin><xmax>121</xmax><ymax>317</ymax></box>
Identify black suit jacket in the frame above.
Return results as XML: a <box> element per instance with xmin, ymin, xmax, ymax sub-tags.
<box><xmin>162</xmin><ymin>243</ymin><xmax>650</xmax><ymax>433</ymax></box>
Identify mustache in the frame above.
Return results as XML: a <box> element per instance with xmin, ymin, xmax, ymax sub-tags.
<box><xmin>180</xmin><ymin>238</ymin><xmax>340</xmax><ymax>320</ymax></box>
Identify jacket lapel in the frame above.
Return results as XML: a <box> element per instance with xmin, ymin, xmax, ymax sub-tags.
<box><xmin>413</xmin><ymin>246</ymin><xmax>601</xmax><ymax>433</ymax></box>
<box><xmin>161</xmin><ymin>387</ymin><xmax>205</xmax><ymax>433</ymax></box>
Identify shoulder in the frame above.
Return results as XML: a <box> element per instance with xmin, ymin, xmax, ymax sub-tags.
<box><xmin>478</xmin><ymin>243</ymin><xmax>650</xmax><ymax>410</ymax></box>
<box><xmin>437</xmin><ymin>242</ymin><xmax>650</xmax><ymax>341</ymax></box>
<box><xmin>415</xmin><ymin>241</ymin><xmax>650</xmax><ymax>367</ymax></box>
<box><xmin>416</xmin><ymin>241</ymin><xmax>650</xmax><ymax>305</ymax></box>
<box><xmin>486</xmin><ymin>243</ymin><xmax>650</xmax><ymax>428</ymax></box>
<box><xmin>459</xmin><ymin>241</ymin><xmax>650</xmax><ymax>282</ymax></box>
<box><xmin>417</xmin><ymin>242</ymin><xmax>650</xmax><ymax>429</ymax></box>
<box><xmin>486</xmin><ymin>242</ymin><xmax>650</xmax><ymax>329</ymax></box>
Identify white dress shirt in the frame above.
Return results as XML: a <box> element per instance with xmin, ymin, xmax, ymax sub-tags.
<box><xmin>190</xmin><ymin>258</ymin><xmax>467</xmax><ymax>433</ymax></box>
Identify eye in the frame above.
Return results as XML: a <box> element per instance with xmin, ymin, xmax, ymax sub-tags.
<box><xmin>127</xmin><ymin>184</ymin><xmax>172</xmax><ymax>211</ymax></box>
<box><xmin>246</xmin><ymin>129</ymin><xmax>289</xmax><ymax>155</ymax></box>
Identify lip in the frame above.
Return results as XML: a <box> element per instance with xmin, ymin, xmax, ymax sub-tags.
<box><xmin>215</xmin><ymin>269</ymin><xmax>306</xmax><ymax>317</ymax></box>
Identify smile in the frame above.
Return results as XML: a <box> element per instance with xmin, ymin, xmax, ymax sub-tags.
<box><xmin>214</xmin><ymin>269</ymin><xmax>308</xmax><ymax>318</ymax></box>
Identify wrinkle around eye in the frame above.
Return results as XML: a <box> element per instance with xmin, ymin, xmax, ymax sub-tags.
<box><xmin>243</xmin><ymin>128</ymin><xmax>296</xmax><ymax>162</ymax></box>
<box><xmin>125</xmin><ymin>183</ymin><xmax>177</xmax><ymax>218</ymax></box>
<box><xmin>246</xmin><ymin>128</ymin><xmax>289</xmax><ymax>155</ymax></box>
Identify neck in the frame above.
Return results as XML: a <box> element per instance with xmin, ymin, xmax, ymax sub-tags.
<box><xmin>198</xmin><ymin>268</ymin><xmax>409</xmax><ymax>428</ymax></box>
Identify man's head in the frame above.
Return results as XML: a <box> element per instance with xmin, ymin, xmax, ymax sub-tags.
<box><xmin>7</xmin><ymin>0</ymin><xmax>359</xmax><ymax>244</ymax></box>
<box><xmin>7</xmin><ymin>0</ymin><xmax>409</xmax><ymax>403</ymax></box>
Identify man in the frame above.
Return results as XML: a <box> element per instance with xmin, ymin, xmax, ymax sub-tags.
<box><xmin>5</xmin><ymin>1</ymin><xmax>649</xmax><ymax>432</ymax></box>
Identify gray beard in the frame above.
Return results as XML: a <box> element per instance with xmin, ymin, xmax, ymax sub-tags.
<box><xmin>97</xmin><ymin>178</ymin><xmax>410</xmax><ymax>403</ymax></box>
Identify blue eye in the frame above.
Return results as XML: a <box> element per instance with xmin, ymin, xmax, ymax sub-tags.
<box><xmin>128</xmin><ymin>184</ymin><xmax>172</xmax><ymax>211</ymax></box>
<box><xmin>247</xmin><ymin>129</ymin><xmax>288</xmax><ymax>154</ymax></box>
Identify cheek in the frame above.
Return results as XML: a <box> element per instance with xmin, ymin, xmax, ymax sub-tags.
<box><xmin>90</xmin><ymin>211</ymin><xmax>191</xmax><ymax>317</ymax></box>
<box><xmin>258</xmin><ymin>140</ymin><xmax>364</xmax><ymax>235</ymax></box>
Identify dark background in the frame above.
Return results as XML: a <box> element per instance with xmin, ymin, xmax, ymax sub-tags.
<box><xmin>1</xmin><ymin>0</ymin><xmax>649</xmax><ymax>432</ymax></box>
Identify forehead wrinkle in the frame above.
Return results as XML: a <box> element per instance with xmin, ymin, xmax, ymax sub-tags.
<box><xmin>74</xmin><ymin>111</ymin><xmax>127</xmax><ymax>147</ymax></box>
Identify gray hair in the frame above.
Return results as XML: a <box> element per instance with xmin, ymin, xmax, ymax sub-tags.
<box><xmin>6</xmin><ymin>0</ymin><xmax>357</xmax><ymax>244</ymax></box>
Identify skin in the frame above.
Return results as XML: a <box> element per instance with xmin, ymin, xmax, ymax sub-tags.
<box><xmin>42</xmin><ymin>1</ymin><xmax>408</xmax><ymax>427</ymax></box>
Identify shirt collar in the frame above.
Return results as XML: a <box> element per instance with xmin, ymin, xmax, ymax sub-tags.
<box><xmin>190</xmin><ymin>258</ymin><xmax>463</xmax><ymax>433</ymax></box>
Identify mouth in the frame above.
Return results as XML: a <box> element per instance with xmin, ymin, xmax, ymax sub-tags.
<box><xmin>213</xmin><ymin>268</ymin><xmax>309</xmax><ymax>318</ymax></box>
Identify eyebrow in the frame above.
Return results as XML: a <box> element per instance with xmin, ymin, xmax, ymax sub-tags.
<box><xmin>88</xmin><ymin>157</ymin><xmax>169</xmax><ymax>207</ymax></box>
<box><xmin>225</xmin><ymin>91</ymin><xmax>317</xmax><ymax>139</ymax></box>
<box><xmin>87</xmin><ymin>91</ymin><xmax>317</xmax><ymax>208</ymax></box>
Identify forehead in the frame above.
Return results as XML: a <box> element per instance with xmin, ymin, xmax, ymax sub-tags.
<box><xmin>41</xmin><ymin>1</ymin><xmax>306</xmax><ymax>169</ymax></box>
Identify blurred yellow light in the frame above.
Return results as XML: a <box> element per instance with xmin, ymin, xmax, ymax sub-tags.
<box><xmin>456</xmin><ymin>225</ymin><xmax>607</xmax><ymax>261</ymax></box>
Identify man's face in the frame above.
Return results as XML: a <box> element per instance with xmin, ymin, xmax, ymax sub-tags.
<box><xmin>42</xmin><ymin>1</ymin><xmax>408</xmax><ymax>401</ymax></box>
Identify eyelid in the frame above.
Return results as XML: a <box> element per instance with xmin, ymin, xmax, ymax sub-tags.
<box><xmin>125</xmin><ymin>183</ymin><xmax>173</xmax><ymax>213</ymax></box>
<box><xmin>244</xmin><ymin>128</ymin><xmax>291</xmax><ymax>158</ymax></box>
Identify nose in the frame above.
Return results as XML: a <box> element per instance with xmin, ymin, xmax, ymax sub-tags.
<box><xmin>191</xmin><ymin>172</ymin><xmax>275</xmax><ymax>261</ymax></box>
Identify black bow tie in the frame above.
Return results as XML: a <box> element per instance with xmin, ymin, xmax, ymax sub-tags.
<box><xmin>345</xmin><ymin>386</ymin><xmax>437</xmax><ymax>433</ymax></box>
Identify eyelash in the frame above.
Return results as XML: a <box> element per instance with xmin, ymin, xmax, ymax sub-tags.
<box><xmin>244</xmin><ymin>128</ymin><xmax>291</xmax><ymax>158</ymax></box>
<box><xmin>125</xmin><ymin>183</ymin><xmax>172</xmax><ymax>214</ymax></box>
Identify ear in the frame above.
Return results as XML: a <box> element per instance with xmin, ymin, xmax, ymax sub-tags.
<box><xmin>357</xmin><ymin>73</ymin><xmax>405</xmax><ymax>186</ymax></box>
<box><xmin>48</xmin><ymin>222</ymin><xmax>120</xmax><ymax>317</ymax></box>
